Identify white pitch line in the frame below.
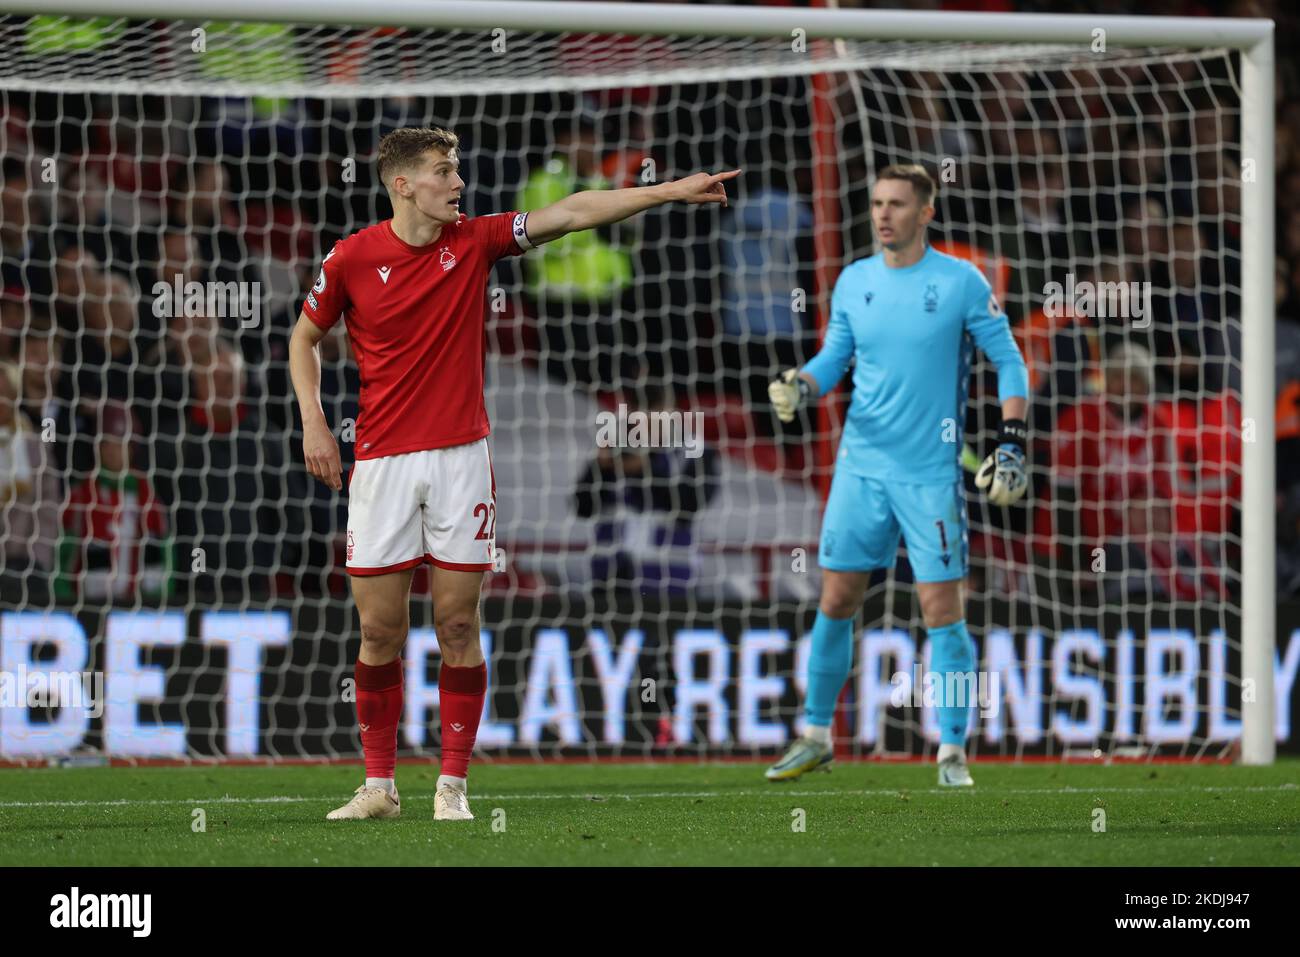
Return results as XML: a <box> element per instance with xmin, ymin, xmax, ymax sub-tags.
<box><xmin>0</xmin><ymin>783</ymin><xmax>1294</xmax><ymax>809</ymax></box>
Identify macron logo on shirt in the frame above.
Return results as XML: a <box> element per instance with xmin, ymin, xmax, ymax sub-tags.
<box><xmin>377</xmin><ymin>266</ymin><xmax>392</xmax><ymax>284</ymax></box>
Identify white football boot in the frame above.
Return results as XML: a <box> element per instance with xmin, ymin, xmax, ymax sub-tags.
<box><xmin>937</xmin><ymin>754</ymin><xmax>975</xmax><ymax>788</ymax></box>
<box><xmin>326</xmin><ymin>784</ymin><xmax>401</xmax><ymax>820</ymax></box>
<box><xmin>434</xmin><ymin>782</ymin><xmax>474</xmax><ymax>821</ymax></box>
<box><xmin>764</xmin><ymin>736</ymin><xmax>834</xmax><ymax>782</ymax></box>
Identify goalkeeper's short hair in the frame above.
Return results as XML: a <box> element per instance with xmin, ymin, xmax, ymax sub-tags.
<box><xmin>876</xmin><ymin>163</ymin><xmax>936</xmax><ymax>206</ymax></box>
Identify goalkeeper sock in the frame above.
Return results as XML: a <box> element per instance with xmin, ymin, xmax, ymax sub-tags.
<box><xmin>927</xmin><ymin>620</ymin><xmax>976</xmax><ymax>746</ymax></box>
<box><xmin>355</xmin><ymin>657</ymin><xmax>404</xmax><ymax>781</ymax></box>
<box><xmin>804</xmin><ymin>724</ymin><xmax>832</xmax><ymax>746</ymax></box>
<box><xmin>804</xmin><ymin>610</ymin><xmax>855</xmax><ymax>729</ymax></box>
<box><xmin>936</xmin><ymin>743</ymin><xmax>966</xmax><ymax>763</ymax></box>
<box><xmin>439</xmin><ymin>662</ymin><xmax>487</xmax><ymax>778</ymax></box>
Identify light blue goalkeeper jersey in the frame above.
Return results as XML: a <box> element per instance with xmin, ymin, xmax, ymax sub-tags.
<box><xmin>802</xmin><ymin>245</ymin><xmax>1029</xmax><ymax>483</ymax></box>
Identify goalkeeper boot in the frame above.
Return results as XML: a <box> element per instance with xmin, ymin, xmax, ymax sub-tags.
<box><xmin>765</xmin><ymin>736</ymin><xmax>833</xmax><ymax>782</ymax></box>
<box><xmin>937</xmin><ymin>755</ymin><xmax>975</xmax><ymax>788</ymax></box>
<box><xmin>434</xmin><ymin>781</ymin><xmax>474</xmax><ymax>821</ymax></box>
<box><xmin>326</xmin><ymin>784</ymin><xmax>401</xmax><ymax>820</ymax></box>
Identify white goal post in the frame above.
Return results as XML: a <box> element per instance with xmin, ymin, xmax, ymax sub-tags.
<box><xmin>0</xmin><ymin>1</ymin><xmax>1276</xmax><ymax>764</ymax></box>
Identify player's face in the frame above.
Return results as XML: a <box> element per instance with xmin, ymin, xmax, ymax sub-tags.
<box><xmin>870</xmin><ymin>179</ymin><xmax>932</xmax><ymax>250</ymax></box>
<box><xmin>0</xmin><ymin>174</ymin><xmax>28</xmax><ymax>231</ymax></box>
<box><xmin>20</xmin><ymin>335</ymin><xmax>52</xmax><ymax>399</ymax></box>
<box><xmin>98</xmin><ymin>435</ymin><xmax>128</xmax><ymax>474</ymax></box>
<box><xmin>1104</xmin><ymin>365</ymin><xmax>1150</xmax><ymax>419</ymax></box>
<box><xmin>404</xmin><ymin>149</ymin><xmax>465</xmax><ymax>225</ymax></box>
<box><xmin>0</xmin><ymin>367</ymin><xmax>14</xmax><ymax>427</ymax></box>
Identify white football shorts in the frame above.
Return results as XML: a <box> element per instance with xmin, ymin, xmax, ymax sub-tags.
<box><xmin>345</xmin><ymin>438</ymin><xmax>497</xmax><ymax>575</ymax></box>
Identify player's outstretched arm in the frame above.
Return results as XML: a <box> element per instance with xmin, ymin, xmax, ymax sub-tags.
<box><xmin>524</xmin><ymin>169</ymin><xmax>741</xmax><ymax>245</ymax></box>
<box><xmin>289</xmin><ymin>312</ymin><xmax>343</xmax><ymax>491</ymax></box>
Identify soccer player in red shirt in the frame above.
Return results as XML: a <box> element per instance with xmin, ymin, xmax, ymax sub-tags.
<box><xmin>289</xmin><ymin>127</ymin><xmax>736</xmax><ymax>821</ymax></box>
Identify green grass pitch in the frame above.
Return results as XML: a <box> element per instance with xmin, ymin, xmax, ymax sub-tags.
<box><xmin>2</xmin><ymin>760</ymin><xmax>1297</xmax><ymax>866</ymax></box>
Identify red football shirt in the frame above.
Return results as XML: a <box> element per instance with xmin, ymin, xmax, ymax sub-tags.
<box><xmin>1152</xmin><ymin>393</ymin><xmax>1242</xmax><ymax>536</ymax></box>
<box><xmin>61</xmin><ymin>474</ymin><xmax>167</xmax><ymax>592</ymax></box>
<box><xmin>302</xmin><ymin>212</ymin><xmax>529</xmax><ymax>459</ymax></box>
<box><xmin>1038</xmin><ymin>396</ymin><xmax>1175</xmax><ymax>542</ymax></box>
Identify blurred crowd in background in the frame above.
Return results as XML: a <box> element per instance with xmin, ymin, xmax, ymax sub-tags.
<box><xmin>0</xmin><ymin>0</ymin><xmax>1295</xmax><ymax>606</ymax></box>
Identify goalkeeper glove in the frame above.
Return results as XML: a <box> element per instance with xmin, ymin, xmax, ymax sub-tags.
<box><xmin>768</xmin><ymin>369</ymin><xmax>812</xmax><ymax>423</ymax></box>
<box><xmin>975</xmin><ymin>417</ymin><xmax>1029</xmax><ymax>506</ymax></box>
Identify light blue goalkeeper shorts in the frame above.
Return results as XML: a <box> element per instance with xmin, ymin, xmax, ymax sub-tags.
<box><xmin>818</xmin><ymin>471</ymin><xmax>968</xmax><ymax>582</ymax></box>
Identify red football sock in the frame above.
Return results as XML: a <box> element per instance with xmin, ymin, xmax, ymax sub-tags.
<box><xmin>355</xmin><ymin>657</ymin><xmax>403</xmax><ymax>780</ymax></box>
<box><xmin>439</xmin><ymin>662</ymin><xmax>486</xmax><ymax>779</ymax></box>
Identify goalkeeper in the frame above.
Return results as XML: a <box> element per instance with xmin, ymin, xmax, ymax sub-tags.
<box><xmin>765</xmin><ymin>164</ymin><xmax>1029</xmax><ymax>787</ymax></box>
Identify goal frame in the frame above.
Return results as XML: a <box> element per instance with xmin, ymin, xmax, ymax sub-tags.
<box><xmin>5</xmin><ymin>0</ymin><xmax>1276</xmax><ymax>764</ymax></box>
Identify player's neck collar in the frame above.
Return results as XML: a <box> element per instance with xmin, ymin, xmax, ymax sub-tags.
<box><xmin>385</xmin><ymin>218</ymin><xmax>445</xmax><ymax>254</ymax></box>
<box><xmin>882</xmin><ymin>242</ymin><xmax>930</xmax><ymax>271</ymax></box>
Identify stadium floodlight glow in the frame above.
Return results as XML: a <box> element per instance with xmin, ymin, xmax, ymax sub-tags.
<box><xmin>0</xmin><ymin>1</ymin><xmax>1275</xmax><ymax>766</ymax></box>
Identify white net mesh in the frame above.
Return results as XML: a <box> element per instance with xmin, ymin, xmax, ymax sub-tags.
<box><xmin>0</xmin><ymin>12</ymin><xmax>1258</xmax><ymax>762</ymax></box>
<box><xmin>0</xmin><ymin>18</ymin><xmax>1214</xmax><ymax>95</ymax></box>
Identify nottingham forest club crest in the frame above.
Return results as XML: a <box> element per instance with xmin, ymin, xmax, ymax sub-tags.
<box><xmin>439</xmin><ymin>246</ymin><xmax>457</xmax><ymax>272</ymax></box>
<box><xmin>924</xmin><ymin>283</ymin><xmax>939</xmax><ymax>313</ymax></box>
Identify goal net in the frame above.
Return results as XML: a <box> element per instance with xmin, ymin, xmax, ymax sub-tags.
<box><xmin>0</xmin><ymin>4</ymin><xmax>1283</xmax><ymax>764</ymax></box>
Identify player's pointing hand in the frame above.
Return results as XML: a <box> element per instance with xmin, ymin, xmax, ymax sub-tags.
<box><xmin>670</xmin><ymin>169</ymin><xmax>741</xmax><ymax>207</ymax></box>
